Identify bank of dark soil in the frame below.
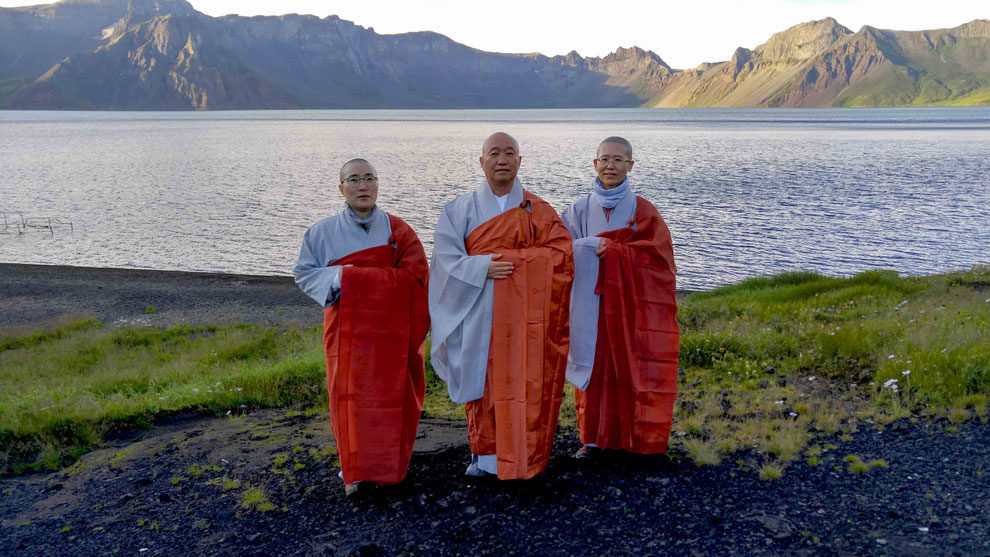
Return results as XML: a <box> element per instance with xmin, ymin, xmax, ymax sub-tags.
<box><xmin>0</xmin><ymin>263</ymin><xmax>319</xmax><ymax>332</ymax></box>
<box><xmin>1</xmin><ymin>407</ymin><xmax>987</xmax><ymax>556</ymax></box>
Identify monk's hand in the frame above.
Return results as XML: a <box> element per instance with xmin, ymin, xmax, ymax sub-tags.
<box><xmin>596</xmin><ymin>238</ymin><xmax>607</xmax><ymax>258</ymax></box>
<box><xmin>487</xmin><ymin>253</ymin><xmax>514</xmax><ymax>279</ymax></box>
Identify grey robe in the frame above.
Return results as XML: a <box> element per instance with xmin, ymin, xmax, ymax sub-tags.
<box><xmin>293</xmin><ymin>206</ymin><xmax>392</xmax><ymax>307</ymax></box>
<box><xmin>429</xmin><ymin>179</ymin><xmax>524</xmax><ymax>404</ymax></box>
<box><xmin>560</xmin><ymin>185</ymin><xmax>637</xmax><ymax>390</ymax></box>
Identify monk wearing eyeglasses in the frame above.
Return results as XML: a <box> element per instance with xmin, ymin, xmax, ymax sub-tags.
<box><xmin>429</xmin><ymin>132</ymin><xmax>574</xmax><ymax>480</ymax></box>
<box><xmin>561</xmin><ymin>137</ymin><xmax>679</xmax><ymax>460</ymax></box>
<box><xmin>294</xmin><ymin>158</ymin><xmax>429</xmax><ymax>498</ymax></box>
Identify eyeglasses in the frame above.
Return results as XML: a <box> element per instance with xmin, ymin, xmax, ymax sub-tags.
<box><xmin>595</xmin><ymin>157</ymin><xmax>631</xmax><ymax>165</ymax></box>
<box><xmin>343</xmin><ymin>176</ymin><xmax>379</xmax><ymax>185</ymax></box>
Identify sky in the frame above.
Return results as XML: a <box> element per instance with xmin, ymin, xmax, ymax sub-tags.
<box><xmin>2</xmin><ymin>0</ymin><xmax>987</xmax><ymax>68</ymax></box>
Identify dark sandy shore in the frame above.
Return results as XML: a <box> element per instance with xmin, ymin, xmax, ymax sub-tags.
<box><xmin>0</xmin><ymin>263</ymin><xmax>321</xmax><ymax>332</ymax></box>
<box><xmin>1</xmin><ymin>263</ymin><xmax>988</xmax><ymax>556</ymax></box>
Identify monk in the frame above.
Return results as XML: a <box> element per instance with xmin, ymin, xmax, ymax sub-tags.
<box><xmin>430</xmin><ymin>132</ymin><xmax>574</xmax><ymax>480</ymax></box>
<box><xmin>561</xmin><ymin>137</ymin><xmax>679</xmax><ymax>459</ymax></box>
<box><xmin>293</xmin><ymin>158</ymin><xmax>429</xmax><ymax>498</ymax></box>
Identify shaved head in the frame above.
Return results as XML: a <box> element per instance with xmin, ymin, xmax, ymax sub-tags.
<box><xmin>482</xmin><ymin>132</ymin><xmax>519</xmax><ymax>155</ymax></box>
<box><xmin>597</xmin><ymin>137</ymin><xmax>633</xmax><ymax>160</ymax></box>
<box><xmin>339</xmin><ymin>158</ymin><xmax>376</xmax><ymax>183</ymax></box>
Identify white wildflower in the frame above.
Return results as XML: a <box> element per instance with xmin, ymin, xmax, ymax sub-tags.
<box><xmin>789</xmin><ymin>412</ymin><xmax>798</xmax><ymax>418</ymax></box>
<box><xmin>887</xmin><ymin>354</ymin><xmax>896</xmax><ymax>359</ymax></box>
<box><xmin>918</xmin><ymin>527</ymin><xmax>929</xmax><ymax>533</ymax></box>
<box><xmin>774</xmin><ymin>400</ymin><xmax>785</xmax><ymax>405</ymax></box>
<box><xmin>940</xmin><ymin>348</ymin><xmax>947</xmax><ymax>353</ymax></box>
<box><xmin>829</xmin><ymin>332</ymin><xmax>835</xmax><ymax>336</ymax></box>
<box><xmin>883</xmin><ymin>378</ymin><xmax>899</xmax><ymax>389</ymax></box>
<box><xmin>902</xmin><ymin>370</ymin><xmax>911</xmax><ymax>376</ymax></box>
<box><xmin>807</xmin><ymin>376</ymin><xmax>816</xmax><ymax>382</ymax></box>
<box><xmin>192</xmin><ymin>388</ymin><xmax>199</xmax><ymax>392</ymax></box>
<box><xmin>225</xmin><ymin>410</ymin><xmax>231</xmax><ymax>416</ymax></box>
<box><xmin>236</xmin><ymin>387</ymin><xmax>243</xmax><ymax>392</ymax></box>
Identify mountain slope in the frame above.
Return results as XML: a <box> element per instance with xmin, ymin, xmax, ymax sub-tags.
<box><xmin>2</xmin><ymin>0</ymin><xmax>988</xmax><ymax>110</ymax></box>
<box><xmin>648</xmin><ymin>18</ymin><xmax>990</xmax><ymax>108</ymax></box>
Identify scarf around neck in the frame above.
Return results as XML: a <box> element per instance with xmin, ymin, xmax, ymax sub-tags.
<box><xmin>592</xmin><ymin>178</ymin><xmax>630</xmax><ymax>209</ymax></box>
<box><xmin>345</xmin><ymin>205</ymin><xmax>378</xmax><ymax>229</ymax></box>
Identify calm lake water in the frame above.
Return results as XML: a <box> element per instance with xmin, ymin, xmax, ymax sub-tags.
<box><xmin>1</xmin><ymin>108</ymin><xmax>989</xmax><ymax>290</ymax></box>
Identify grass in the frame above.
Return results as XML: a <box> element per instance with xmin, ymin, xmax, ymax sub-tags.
<box><xmin>1</xmin><ymin>267</ymin><xmax>988</xmax><ymax>477</ymax></box>
<box><xmin>669</xmin><ymin>266</ymin><xmax>990</xmax><ymax>476</ymax></box>
<box><xmin>0</xmin><ymin>322</ymin><xmax>328</xmax><ymax>474</ymax></box>
<box><xmin>240</xmin><ymin>486</ymin><xmax>275</xmax><ymax>513</ymax></box>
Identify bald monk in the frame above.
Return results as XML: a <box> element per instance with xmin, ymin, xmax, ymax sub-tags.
<box><xmin>561</xmin><ymin>137</ymin><xmax>679</xmax><ymax>459</ymax></box>
<box><xmin>293</xmin><ymin>158</ymin><xmax>429</xmax><ymax>498</ymax></box>
<box><xmin>430</xmin><ymin>132</ymin><xmax>574</xmax><ymax>479</ymax></box>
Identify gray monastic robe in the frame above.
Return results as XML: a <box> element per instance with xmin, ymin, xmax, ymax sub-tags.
<box><xmin>293</xmin><ymin>206</ymin><xmax>392</xmax><ymax>306</ymax></box>
<box><xmin>429</xmin><ymin>179</ymin><xmax>524</xmax><ymax>403</ymax></box>
<box><xmin>560</xmin><ymin>182</ymin><xmax>637</xmax><ymax>390</ymax></box>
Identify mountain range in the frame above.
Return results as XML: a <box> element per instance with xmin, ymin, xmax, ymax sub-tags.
<box><xmin>1</xmin><ymin>0</ymin><xmax>988</xmax><ymax>109</ymax></box>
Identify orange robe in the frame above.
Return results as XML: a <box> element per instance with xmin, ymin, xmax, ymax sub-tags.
<box><xmin>322</xmin><ymin>214</ymin><xmax>429</xmax><ymax>484</ymax></box>
<box><xmin>463</xmin><ymin>193</ymin><xmax>573</xmax><ymax>479</ymax></box>
<box><xmin>575</xmin><ymin>197</ymin><xmax>679</xmax><ymax>453</ymax></box>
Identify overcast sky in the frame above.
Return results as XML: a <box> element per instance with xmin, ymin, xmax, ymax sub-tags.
<box><xmin>2</xmin><ymin>0</ymin><xmax>986</xmax><ymax>68</ymax></box>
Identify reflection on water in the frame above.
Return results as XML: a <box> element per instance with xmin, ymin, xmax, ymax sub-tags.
<box><xmin>1</xmin><ymin>108</ymin><xmax>989</xmax><ymax>290</ymax></box>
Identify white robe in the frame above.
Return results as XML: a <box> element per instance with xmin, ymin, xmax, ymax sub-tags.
<box><xmin>293</xmin><ymin>206</ymin><xmax>392</xmax><ymax>307</ymax></box>
<box><xmin>560</xmin><ymin>185</ymin><xmax>637</xmax><ymax>390</ymax></box>
<box><xmin>429</xmin><ymin>179</ymin><xmax>524</xmax><ymax>404</ymax></box>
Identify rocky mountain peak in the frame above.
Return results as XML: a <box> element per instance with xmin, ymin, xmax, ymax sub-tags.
<box><xmin>756</xmin><ymin>17</ymin><xmax>852</xmax><ymax>62</ymax></box>
<box><xmin>950</xmin><ymin>19</ymin><xmax>990</xmax><ymax>38</ymax></box>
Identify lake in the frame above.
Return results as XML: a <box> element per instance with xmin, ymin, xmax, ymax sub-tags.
<box><xmin>1</xmin><ymin>108</ymin><xmax>988</xmax><ymax>290</ymax></box>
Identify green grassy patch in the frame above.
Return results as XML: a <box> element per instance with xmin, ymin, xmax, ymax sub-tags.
<box><xmin>2</xmin><ymin>267</ymin><xmax>987</xmax><ymax>477</ymax></box>
<box><xmin>0</xmin><ymin>322</ymin><xmax>328</xmax><ymax>474</ymax></box>
<box><xmin>670</xmin><ymin>266</ymin><xmax>990</xmax><ymax>476</ymax></box>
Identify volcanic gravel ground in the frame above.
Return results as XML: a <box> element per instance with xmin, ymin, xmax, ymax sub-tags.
<box><xmin>1</xmin><ymin>408</ymin><xmax>987</xmax><ymax>556</ymax></box>
<box><xmin>0</xmin><ymin>263</ymin><xmax>319</xmax><ymax>331</ymax></box>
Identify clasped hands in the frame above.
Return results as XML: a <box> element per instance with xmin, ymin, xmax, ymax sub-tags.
<box><xmin>487</xmin><ymin>238</ymin><xmax>606</xmax><ymax>279</ymax></box>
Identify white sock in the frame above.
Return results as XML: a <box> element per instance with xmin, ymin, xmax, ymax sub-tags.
<box><xmin>477</xmin><ymin>454</ymin><xmax>497</xmax><ymax>474</ymax></box>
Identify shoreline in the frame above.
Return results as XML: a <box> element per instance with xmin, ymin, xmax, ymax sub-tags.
<box><xmin>0</xmin><ymin>262</ymin><xmax>320</xmax><ymax>332</ymax></box>
<box><xmin>0</xmin><ymin>261</ymin><xmax>698</xmax><ymax>332</ymax></box>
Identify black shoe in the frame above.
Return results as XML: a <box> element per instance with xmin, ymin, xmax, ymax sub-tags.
<box><xmin>574</xmin><ymin>445</ymin><xmax>603</xmax><ymax>460</ymax></box>
<box><xmin>344</xmin><ymin>481</ymin><xmax>378</xmax><ymax>499</ymax></box>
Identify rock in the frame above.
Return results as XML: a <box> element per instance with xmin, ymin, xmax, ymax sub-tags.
<box><xmin>465</xmin><ymin>506</ymin><xmax>477</xmax><ymax>515</ymax></box>
<box><xmin>765</xmin><ymin>366</ymin><xmax>777</xmax><ymax>375</ymax></box>
<box><xmin>604</xmin><ymin>486</ymin><xmax>623</xmax><ymax>498</ymax></box>
<box><xmin>777</xmin><ymin>378</ymin><xmax>788</xmax><ymax>387</ymax></box>
<box><xmin>758</xmin><ymin>380</ymin><xmax>770</xmax><ymax>389</ymax></box>
<box><xmin>748</xmin><ymin>515</ymin><xmax>795</xmax><ymax>540</ymax></box>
